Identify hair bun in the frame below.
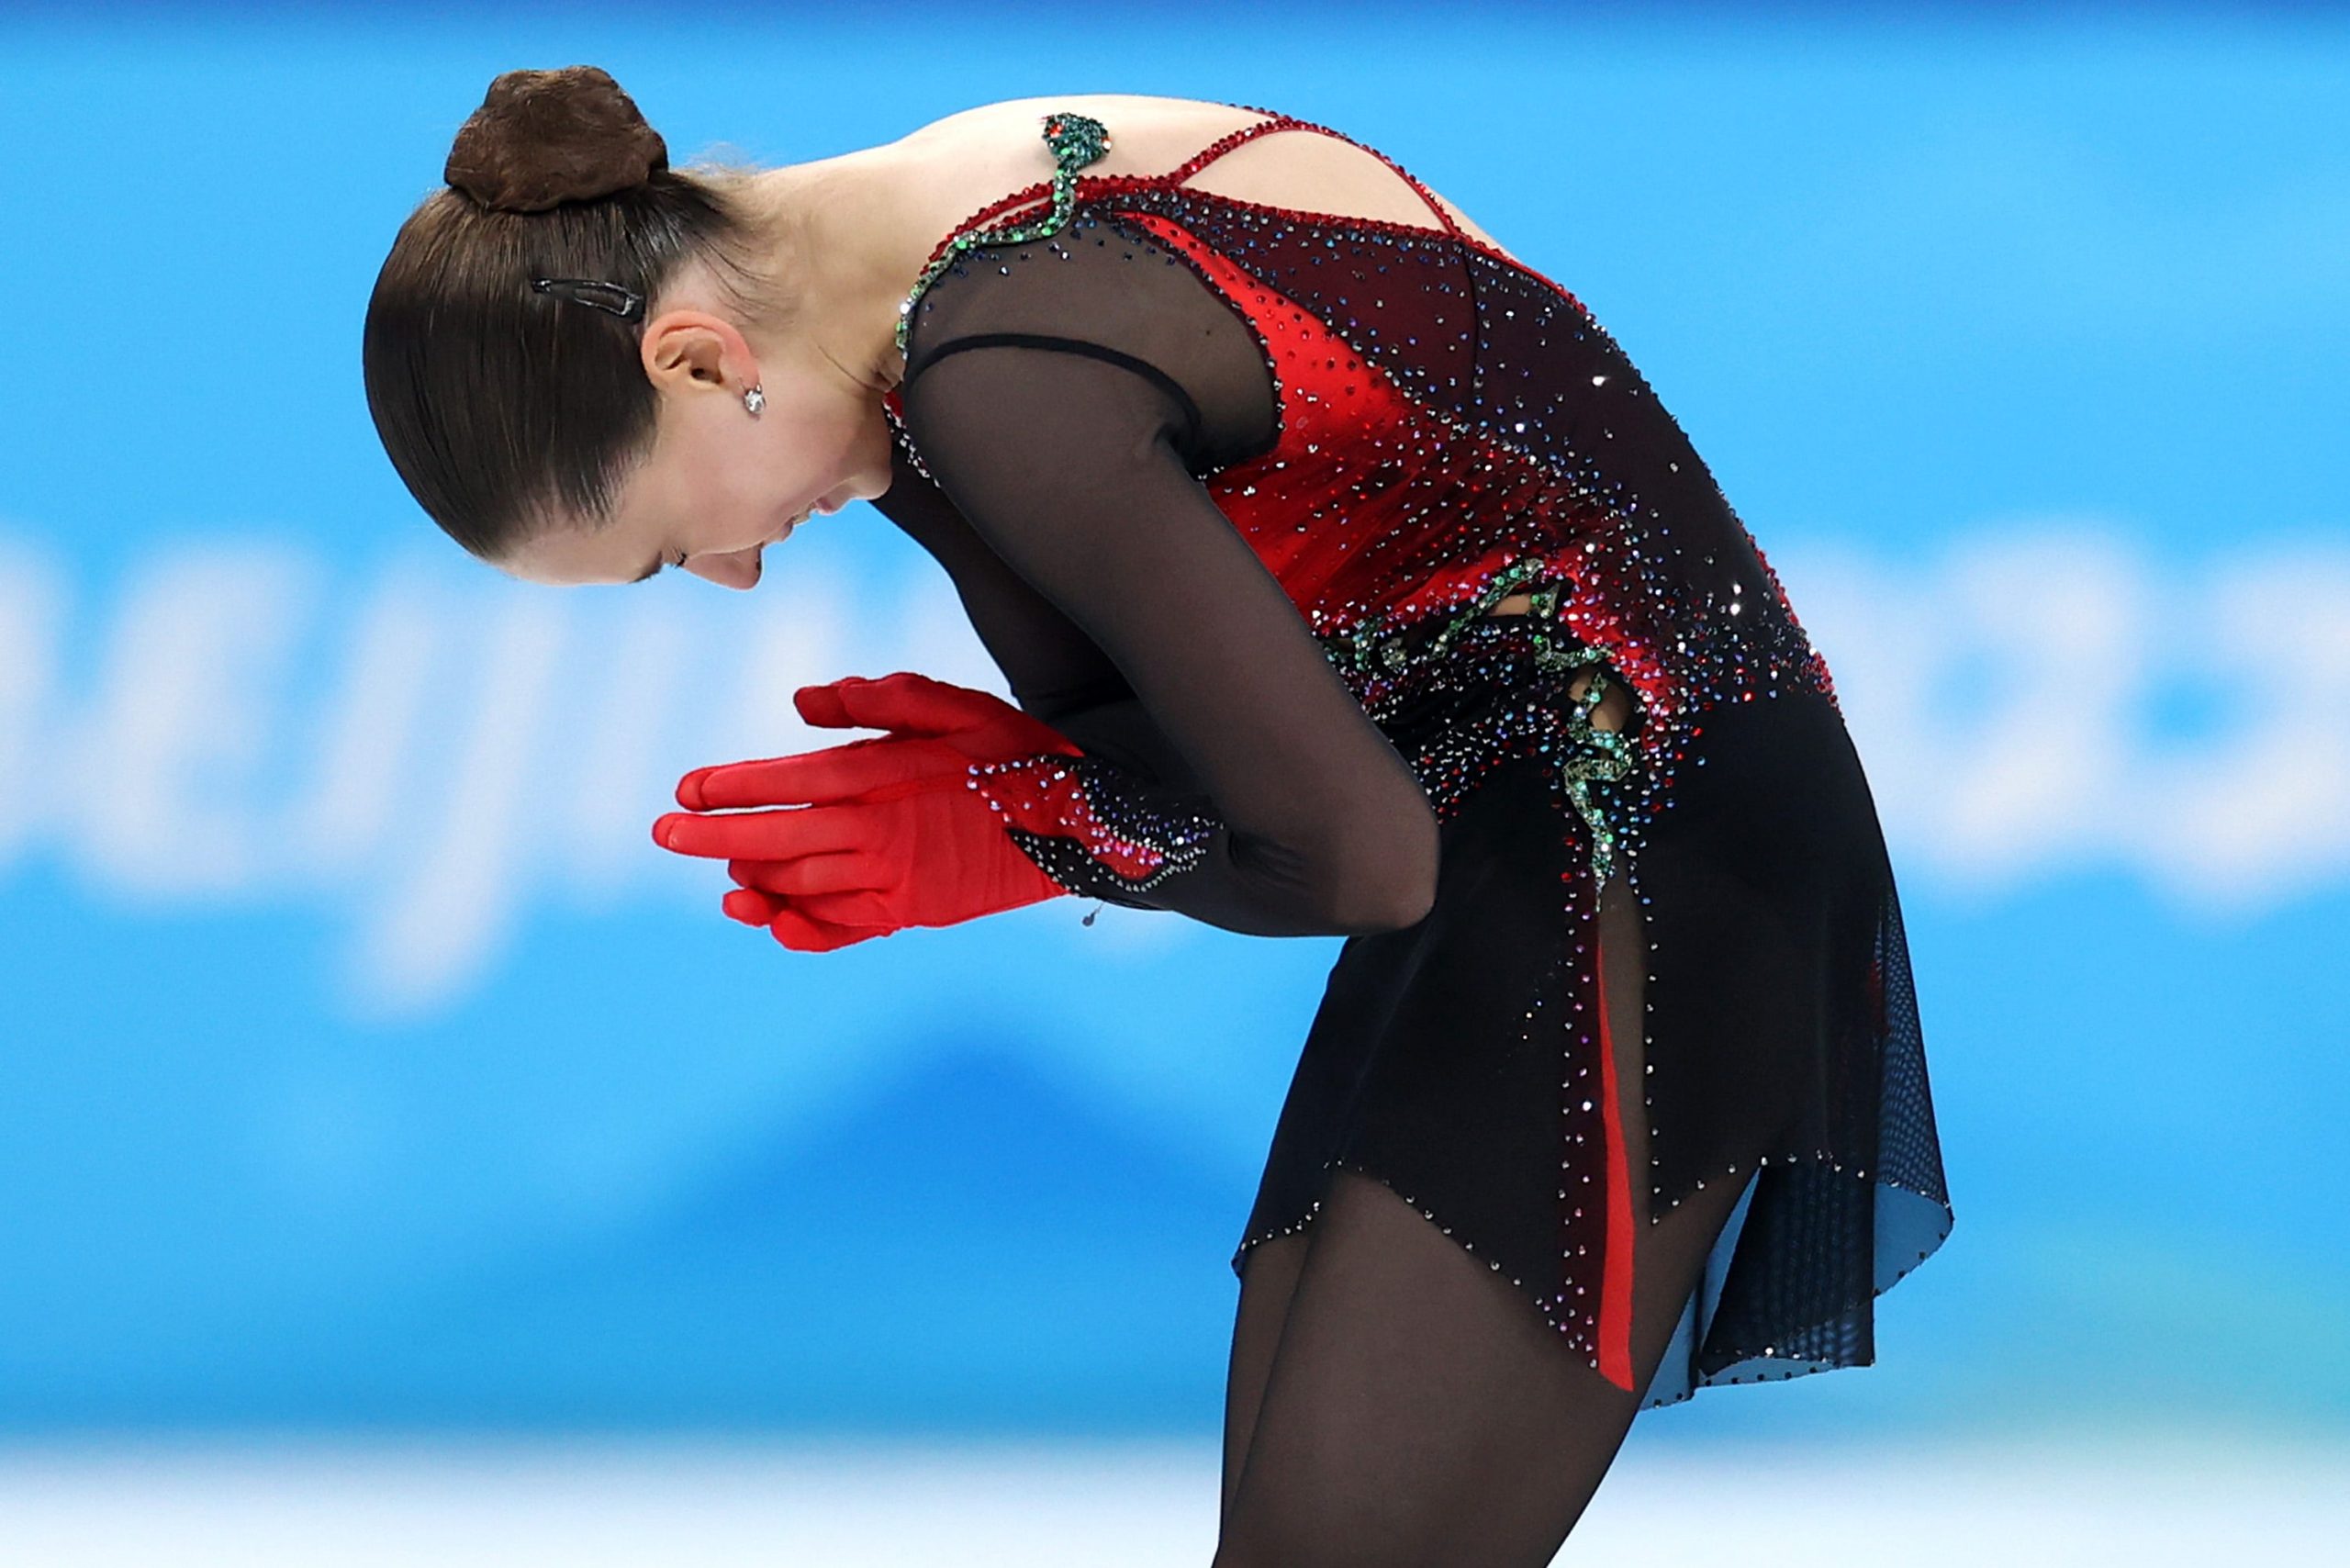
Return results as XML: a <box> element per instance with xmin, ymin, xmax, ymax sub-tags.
<box><xmin>444</xmin><ymin>64</ymin><xmax>669</xmax><ymax>214</ymax></box>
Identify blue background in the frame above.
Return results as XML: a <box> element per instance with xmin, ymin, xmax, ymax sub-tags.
<box><xmin>2</xmin><ymin>3</ymin><xmax>2344</xmax><ymax>1455</ymax></box>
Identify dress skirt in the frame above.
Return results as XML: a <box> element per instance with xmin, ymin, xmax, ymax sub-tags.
<box><xmin>1229</xmin><ymin>605</ymin><xmax>1955</xmax><ymax>1411</ymax></box>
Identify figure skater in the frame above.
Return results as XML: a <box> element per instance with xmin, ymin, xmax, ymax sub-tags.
<box><xmin>364</xmin><ymin>68</ymin><xmax>1955</xmax><ymax>1565</ymax></box>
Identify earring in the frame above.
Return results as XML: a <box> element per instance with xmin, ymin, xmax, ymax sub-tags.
<box><xmin>743</xmin><ymin>384</ymin><xmax>766</xmax><ymax>416</ymax></box>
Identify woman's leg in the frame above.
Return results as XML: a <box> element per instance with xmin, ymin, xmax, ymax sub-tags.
<box><xmin>1222</xmin><ymin>1231</ymin><xmax>1311</xmax><ymax>1523</ymax></box>
<box><xmin>1212</xmin><ymin>871</ymin><xmax>1779</xmax><ymax>1568</ymax></box>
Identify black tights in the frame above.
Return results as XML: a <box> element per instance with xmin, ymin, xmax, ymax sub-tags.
<box><xmin>1214</xmin><ymin>872</ymin><xmax>1775</xmax><ymax>1567</ymax></box>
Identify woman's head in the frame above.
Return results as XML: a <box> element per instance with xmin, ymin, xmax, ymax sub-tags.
<box><xmin>363</xmin><ymin>65</ymin><xmax>891</xmax><ymax>589</ymax></box>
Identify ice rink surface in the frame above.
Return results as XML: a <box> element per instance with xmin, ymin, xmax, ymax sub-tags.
<box><xmin>0</xmin><ymin>1432</ymin><xmax>2341</xmax><ymax>1566</ymax></box>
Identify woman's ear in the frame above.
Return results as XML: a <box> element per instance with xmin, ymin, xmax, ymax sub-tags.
<box><xmin>640</xmin><ymin>308</ymin><xmax>758</xmax><ymax>398</ymax></box>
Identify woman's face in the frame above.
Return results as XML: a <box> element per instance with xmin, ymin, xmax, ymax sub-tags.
<box><xmin>497</xmin><ymin>294</ymin><xmax>894</xmax><ymax>590</ymax></box>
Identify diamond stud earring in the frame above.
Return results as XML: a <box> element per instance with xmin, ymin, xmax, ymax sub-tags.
<box><xmin>743</xmin><ymin>384</ymin><xmax>766</xmax><ymax>416</ymax></box>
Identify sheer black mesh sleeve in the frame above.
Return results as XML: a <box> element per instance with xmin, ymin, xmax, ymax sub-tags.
<box><xmin>888</xmin><ymin>211</ymin><xmax>1438</xmax><ymax>936</ymax></box>
<box><xmin>869</xmin><ymin>442</ymin><xmax>1201</xmax><ymax>913</ymax></box>
<box><xmin>867</xmin><ymin>434</ymin><xmax>1201</xmax><ymax>789</ymax></box>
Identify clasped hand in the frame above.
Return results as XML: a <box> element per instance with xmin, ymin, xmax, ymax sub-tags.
<box><xmin>651</xmin><ymin>671</ymin><xmax>1082</xmax><ymax>951</ymax></box>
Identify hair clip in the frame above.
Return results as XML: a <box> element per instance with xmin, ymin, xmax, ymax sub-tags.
<box><xmin>530</xmin><ymin>276</ymin><xmax>645</xmax><ymax>321</ymax></box>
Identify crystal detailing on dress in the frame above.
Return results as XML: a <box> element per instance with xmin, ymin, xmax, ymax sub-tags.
<box><xmin>882</xmin><ymin>104</ymin><xmax>1951</xmax><ymax>1407</ymax></box>
<box><xmin>965</xmin><ymin>749</ymin><xmax>1219</xmax><ymax>898</ymax></box>
<box><xmin>996</xmin><ymin>831</ymin><xmax>1169</xmax><ymax>915</ymax></box>
<box><xmin>880</xmin><ymin>385</ymin><xmax>936</xmax><ymax>486</ymax></box>
<box><xmin>1312</xmin><ymin>559</ymin><xmax>1640</xmax><ymax>890</ymax></box>
<box><xmin>891</xmin><ymin>133</ymin><xmax>1845</xmax><ymax>884</ymax></box>
<box><xmin>894</xmin><ymin>111</ymin><xmax>1113</xmax><ymax>364</ymax></box>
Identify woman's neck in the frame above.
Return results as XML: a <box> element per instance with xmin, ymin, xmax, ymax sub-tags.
<box><xmin>745</xmin><ymin>142</ymin><xmax>939</xmax><ymax>398</ymax></box>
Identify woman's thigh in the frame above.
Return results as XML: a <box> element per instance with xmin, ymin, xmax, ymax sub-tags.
<box><xmin>1211</xmin><ymin>871</ymin><xmax>1780</xmax><ymax>1568</ymax></box>
<box><xmin>1222</xmin><ymin>1230</ymin><xmax>1310</xmax><ymax>1523</ymax></box>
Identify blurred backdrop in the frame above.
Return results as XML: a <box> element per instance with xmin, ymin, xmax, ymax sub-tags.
<box><xmin>2</xmin><ymin>1</ymin><xmax>2344</xmax><ymax>1562</ymax></box>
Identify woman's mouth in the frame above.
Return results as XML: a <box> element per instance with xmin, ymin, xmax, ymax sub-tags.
<box><xmin>766</xmin><ymin>494</ymin><xmax>835</xmax><ymax>547</ymax></box>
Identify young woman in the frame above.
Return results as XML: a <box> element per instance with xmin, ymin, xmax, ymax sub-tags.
<box><xmin>364</xmin><ymin>68</ymin><xmax>1955</xmax><ymax>1563</ymax></box>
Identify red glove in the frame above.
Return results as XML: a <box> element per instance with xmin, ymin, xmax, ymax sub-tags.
<box><xmin>652</xmin><ymin>672</ymin><xmax>1086</xmax><ymax>951</ymax></box>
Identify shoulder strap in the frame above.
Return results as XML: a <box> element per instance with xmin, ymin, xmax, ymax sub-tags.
<box><xmin>895</xmin><ymin>187</ymin><xmax>1281</xmax><ymax>471</ymax></box>
<box><xmin>896</xmin><ymin>112</ymin><xmax>1114</xmax><ymax>363</ymax></box>
<box><xmin>1169</xmin><ymin>106</ymin><xmax>1465</xmax><ymax>240</ymax></box>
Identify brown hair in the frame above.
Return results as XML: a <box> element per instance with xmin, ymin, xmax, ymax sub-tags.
<box><xmin>364</xmin><ymin>65</ymin><xmax>794</xmax><ymax>565</ymax></box>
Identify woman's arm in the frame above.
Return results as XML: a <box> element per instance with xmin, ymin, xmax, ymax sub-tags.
<box><xmin>869</xmin><ymin>446</ymin><xmax>1211</xmax><ymax>913</ymax></box>
<box><xmin>870</xmin><ymin>439</ymin><xmax>1216</xmax><ymax>808</ymax></box>
<box><xmin>869</xmin><ymin>433</ymin><xmax>1152</xmax><ymax>732</ymax></box>
<box><xmin>890</xmin><ymin>243</ymin><xmax>1438</xmax><ymax>935</ymax></box>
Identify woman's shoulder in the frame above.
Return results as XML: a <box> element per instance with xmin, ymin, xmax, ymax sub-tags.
<box><xmin>900</xmin><ymin>95</ymin><xmax>1525</xmax><ymax>272</ymax></box>
<box><xmin>896</xmin><ymin>95</ymin><xmax>1276</xmax><ymax>182</ymax></box>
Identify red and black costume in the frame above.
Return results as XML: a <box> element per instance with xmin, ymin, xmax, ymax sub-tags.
<box><xmin>868</xmin><ymin>106</ymin><xmax>1953</xmax><ymax>1408</ymax></box>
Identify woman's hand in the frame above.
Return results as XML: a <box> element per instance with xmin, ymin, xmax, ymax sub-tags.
<box><xmin>652</xmin><ymin>672</ymin><xmax>1084</xmax><ymax>951</ymax></box>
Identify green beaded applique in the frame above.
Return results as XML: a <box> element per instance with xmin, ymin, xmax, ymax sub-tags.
<box><xmin>894</xmin><ymin>110</ymin><xmax>1113</xmax><ymax>364</ymax></box>
<box><xmin>1321</xmin><ymin>555</ymin><xmax>1564</xmax><ymax>678</ymax></box>
<box><xmin>1318</xmin><ymin>556</ymin><xmax>1639</xmax><ymax>890</ymax></box>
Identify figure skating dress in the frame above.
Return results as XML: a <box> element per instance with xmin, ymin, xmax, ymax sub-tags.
<box><xmin>870</xmin><ymin>105</ymin><xmax>1954</xmax><ymax>1407</ymax></box>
